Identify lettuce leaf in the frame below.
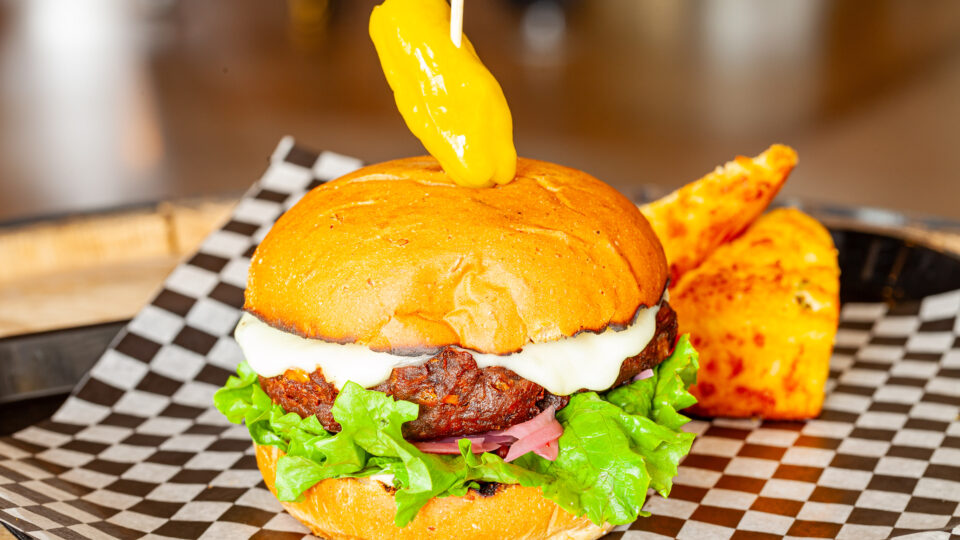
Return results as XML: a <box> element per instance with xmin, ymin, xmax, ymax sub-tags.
<box><xmin>214</xmin><ymin>335</ymin><xmax>699</xmax><ymax>527</ymax></box>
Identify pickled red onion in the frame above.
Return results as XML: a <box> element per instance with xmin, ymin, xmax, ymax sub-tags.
<box><xmin>533</xmin><ymin>439</ymin><xmax>559</xmax><ymax>461</ymax></box>
<box><xmin>413</xmin><ymin>436</ymin><xmax>501</xmax><ymax>454</ymax></box>
<box><xmin>411</xmin><ymin>406</ymin><xmax>563</xmax><ymax>461</ymax></box>
<box><xmin>490</xmin><ymin>405</ymin><xmax>558</xmax><ymax>439</ymax></box>
<box><xmin>502</xmin><ymin>420</ymin><xmax>563</xmax><ymax>462</ymax></box>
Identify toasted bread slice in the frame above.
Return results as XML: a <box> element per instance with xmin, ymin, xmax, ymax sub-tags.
<box><xmin>641</xmin><ymin>144</ymin><xmax>797</xmax><ymax>284</ymax></box>
<box><xmin>671</xmin><ymin>208</ymin><xmax>840</xmax><ymax>419</ymax></box>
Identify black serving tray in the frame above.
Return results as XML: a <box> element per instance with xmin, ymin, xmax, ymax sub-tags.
<box><xmin>834</xmin><ymin>228</ymin><xmax>960</xmax><ymax>303</ymax></box>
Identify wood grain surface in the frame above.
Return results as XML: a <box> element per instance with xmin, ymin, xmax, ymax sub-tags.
<box><xmin>0</xmin><ymin>198</ymin><xmax>235</xmax><ymax>339</ymax></box>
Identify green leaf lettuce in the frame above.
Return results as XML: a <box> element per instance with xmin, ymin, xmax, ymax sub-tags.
<box><xmin>214</xmin><ymin>334</ymin><xmax>700</xmax><ymax>527</ymax></box>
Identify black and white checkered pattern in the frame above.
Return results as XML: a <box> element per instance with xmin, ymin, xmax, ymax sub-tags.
<box><xmin>1</xmin><ymin>138</ymin><xmax>958</xmax><ymax>539</ymax></box>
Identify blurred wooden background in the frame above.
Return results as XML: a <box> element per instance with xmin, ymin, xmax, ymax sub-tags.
<box><xmin>0</xmin><ymin>0</ymin><xmax>959</xmax><ymax>336</ymax></box>
<box><xmin>0</xmin><ymin>0</ymin><xmax>958</xmax><ymax>224</ymax></box>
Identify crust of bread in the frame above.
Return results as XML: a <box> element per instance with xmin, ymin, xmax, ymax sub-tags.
<box><xmin>245</xmin><ymin>156</ymin><xmax>667</xmax><ymax>354</ymax></box>
<box><xmin>640</xmin><ymin>144</ymin><xmax>796</xmax><ymax>284</ymax></box>
<box><xmin>254</xmin><ymin>443</ymin><xmax>612</xmax><ymax>540</ymax></box>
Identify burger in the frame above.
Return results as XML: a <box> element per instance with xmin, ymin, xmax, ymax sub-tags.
<box><xmin>215</xmin><ymin>156</ymin><xmax>699</xmax><ymax>539</ymax></box>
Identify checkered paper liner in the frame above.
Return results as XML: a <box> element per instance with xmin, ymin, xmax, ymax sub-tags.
<box><xmin>1</xmin><ymin>138</ymin><xmax>959</xmax><ymax>540</ymax></box>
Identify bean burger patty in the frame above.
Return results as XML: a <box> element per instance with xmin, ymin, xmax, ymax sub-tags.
<box><xmin>259</xmin><ymin>302</ymin><xmax>677</xmax><ymax>441</ymax></box>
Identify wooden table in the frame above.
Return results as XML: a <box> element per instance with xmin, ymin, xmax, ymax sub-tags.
<box><xmin>0</xmin><ymin>198</ymin><xmax>235</xmax><ymax>339</ymax></box>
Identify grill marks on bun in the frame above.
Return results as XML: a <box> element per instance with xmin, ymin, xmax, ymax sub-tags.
<box><xmin>245</xmin><ymin>156</ymin><xmax>668</xmax><ymax>355</ymax></box>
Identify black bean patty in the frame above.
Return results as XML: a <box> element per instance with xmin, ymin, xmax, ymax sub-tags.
<box><xmin>259</xmin><ymin>302</ymin><xmax>677</xmax><ymax>441</ymax></box>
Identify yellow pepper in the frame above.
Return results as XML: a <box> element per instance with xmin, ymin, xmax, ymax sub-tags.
<box><xmin>370</xmin><ymin>0</ymin><xmax>517</xmax><ymax>188</ymax></box>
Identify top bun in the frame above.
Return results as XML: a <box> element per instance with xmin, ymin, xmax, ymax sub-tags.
<box><xmin>245</xmin><ymin>156</ymin><xmax>667</xmax><ymax>354</ymax></box>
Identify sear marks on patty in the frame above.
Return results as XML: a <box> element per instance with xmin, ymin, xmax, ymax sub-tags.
<box><xmin>374</xmin><ymin>349</ymin><xmax>546</xmax><ymax>440</ymax></box>
<box><xmin>259</xmin><ymin>350</ymin><xmax>546</xmax><ymax>440</ymax></box>
<box><xmin>259</xmin><ymin>301</ymin><xmax>677</xmax><ymax>441</ymax></box>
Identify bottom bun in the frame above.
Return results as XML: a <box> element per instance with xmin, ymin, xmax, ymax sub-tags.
<box><xmin>255</xmin><ymin>444</ymin><xmax>613</xmax><ymax>539</ymax></box>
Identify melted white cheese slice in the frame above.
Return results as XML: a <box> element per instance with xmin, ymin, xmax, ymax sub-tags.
<box><xmin>234</xmin><ymin>302</ymin><xmax>660</xmax><ymax>396</ymax></box>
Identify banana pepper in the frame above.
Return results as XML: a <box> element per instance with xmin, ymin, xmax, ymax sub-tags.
<box><xmin>370</xmin><ymin>0</ymin><xmax>517</xmax><ymax>187</ymax></box>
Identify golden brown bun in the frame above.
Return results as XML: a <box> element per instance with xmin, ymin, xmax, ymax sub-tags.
<box><xmin>671</xmin><ymin>208</ymin><xmax>840</xmax><ymax>418</ymax></box>
<box><xmin>255</xmin><ymin>444</ymin><xmax>612</xmax><ymax>540</ymax></box>
<box><xmin>246</xmin><ymin>156</ymin><xmax>667</xmax><ymax>354</ymax></box>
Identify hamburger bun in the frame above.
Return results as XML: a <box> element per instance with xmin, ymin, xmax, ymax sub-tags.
<box><xmin>245</xmin><ymin>156</ymin><xmax>667</xmax><ymax>354</ymax></box>
<box><xmin>255</xmin><ymin>444</ymin><xmax>613</xmax><ymax>540</ymax></box>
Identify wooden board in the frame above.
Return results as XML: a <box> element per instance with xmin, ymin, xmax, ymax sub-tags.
<box><xmin>0</xmin><ymin>199</ymin><xmax>236</xmax><ymax>339</ymax></box>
